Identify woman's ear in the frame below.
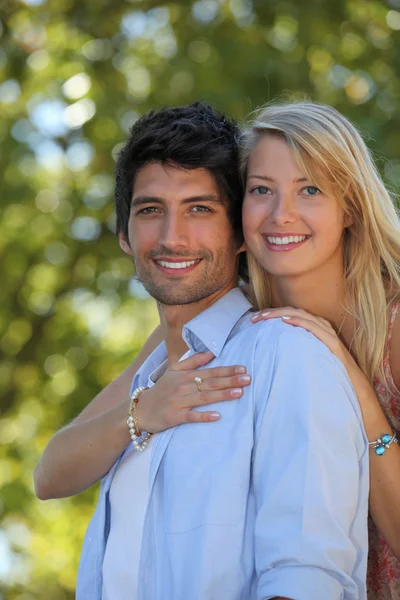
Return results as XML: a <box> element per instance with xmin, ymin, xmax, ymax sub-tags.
<box><xmin>344</xmin><ymin>212</ymin><xmax>353</xmax><ymax>228</ymax></box>
<box><xmin>119</xmin><ymin>232</ymin><xmax>133</xmax><ymax>256</ymax></box>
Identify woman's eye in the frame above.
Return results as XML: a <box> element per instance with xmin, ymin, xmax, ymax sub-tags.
<box><xmin>251</xmin><ymin>186</ymin><xmax>271</xmax><ymax>196</ymax></box>
<box><xmin>301</xmin><ymin>186</ymin><xmax>321</xmax><ymax>196</ymax></box>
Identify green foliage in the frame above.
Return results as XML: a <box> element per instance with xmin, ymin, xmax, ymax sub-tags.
<box><xmin>1</xmin><ymin>0</ymin><xmax>400</xmax><ymax>596</ymax></box>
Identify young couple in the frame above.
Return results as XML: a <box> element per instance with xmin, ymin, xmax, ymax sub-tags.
<box><xmin>34</xmin><ymin>100</ymin><xmax>400</xmax><ymax>600</ymax></box>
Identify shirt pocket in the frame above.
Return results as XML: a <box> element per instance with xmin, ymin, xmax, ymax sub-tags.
<box><xmin>161</xmin><ymin>424</ymin><xmax>250</xmax><ymax>534</ymax></box>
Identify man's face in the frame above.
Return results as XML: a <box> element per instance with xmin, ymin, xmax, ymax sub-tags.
<box><xmin>120</xmin><ymin>162</ymin><xmax>243</xmax><ymax>306</ymax></box>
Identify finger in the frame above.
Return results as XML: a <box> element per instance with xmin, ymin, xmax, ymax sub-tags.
<box><xmin>252</xmin><ymin>306</ymin><xmax>311</xmax><ymax>321</ymax></box>
<box><xmin>179</xmin><ymin>410</ymin><xmax>221</xmax><ymax>424</ymax></box>
<box><xmin>253</xmin><ymin>307</ymin><xmax>332</xmax><ymax>333</ymax></box>
<box><xmin>318</xmin><ymin>316</ymin><xmax>337</xmax><ymax>332</ymax></box>
<box><xmin>250</xmin><ymin>310</ymin><xmax>272</xmax><ymax>322</ymax></box>
<box><xmin>197</xmin><ymin>373</ymin><xmax>251</xmax><ymax>392</ymax></box>
<box><xmin>251</xmin><ymin>307</ymin><xmax>310</xmax><ymax>323</ymax></box>
<box><xmin>192</xmin><ymin>364</ymin><xmax>248</xmax><ymax>380</ymax></box>
<box><xmin>173</xmin><ymin>351</ymin><xmax>215</xmax><ymax>371</ymax></box>
<box><xmin>281</xmin><ymin>314</ymin><xmax>332</xmax><ymax>335</ymax></box>
<box><xmin>187</xmin><ymin>387</ymin><xmax>244</xmax><ymax>407</ymax></box>
<box><xmin>177</xmin><ymin>369</ymin><xmax>249</xmax><ymax>395</ymax></box>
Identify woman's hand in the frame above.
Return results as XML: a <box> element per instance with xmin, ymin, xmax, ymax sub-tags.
<box><xmin>251</xmin><ymin>307</ymin><xmax>358</xmax><ymax>372</ymax></box>
<box><xmin>251</xmin><ymin>306</ymin><xmax>383</xmax><ymax>421</ymax></box>
<box><xmin>136</xmin><ymin>351</ymin><xmax>251</xmax><ymax>434</ymax></box>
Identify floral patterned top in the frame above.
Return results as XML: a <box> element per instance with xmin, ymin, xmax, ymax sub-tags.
<box><xmin>367</xmin><ymin>301</ymin><xmax>400</xmax><ymax>600</ymax></box>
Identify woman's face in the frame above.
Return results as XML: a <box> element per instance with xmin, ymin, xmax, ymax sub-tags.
<box><xmin>242</xmin><ymin>135</ymin><xmax>348</xmax><ymax>281</ymax></box>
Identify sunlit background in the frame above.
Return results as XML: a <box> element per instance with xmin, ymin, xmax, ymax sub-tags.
<box><xmin>1</xmin><ymin>0</ymin><xmax>400</xmax><ymax>597</ymax></box>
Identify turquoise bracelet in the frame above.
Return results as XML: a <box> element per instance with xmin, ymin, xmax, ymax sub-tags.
<box><xmin>369</xmin><ymin>430</ymin><xmax>398</xmax><ymax>456</ymax></box>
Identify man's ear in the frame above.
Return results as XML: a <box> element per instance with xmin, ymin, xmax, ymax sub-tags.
<box><xmin>119</xmin><ymin>232</ymin><xmax>133</xmax><ymax>256</ymax></box>
<box><xmin>236</xmin><ymin>239</ymin><xmax>246</xmax><ymax>255</ymax></box>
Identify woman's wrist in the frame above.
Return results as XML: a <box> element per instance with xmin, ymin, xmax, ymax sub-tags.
<box><xmin>132</xmin><ymin>389</ymin><xmax>149</xmax><ymax>433</ymax></box>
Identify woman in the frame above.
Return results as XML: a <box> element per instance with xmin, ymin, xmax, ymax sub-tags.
<box><xmin>35</xmin><ymin>101</ymin><xmax>400</xmax><ymax>598</ymax></box>
<box><xmin>241</xmin><ymin>101</ymin><xmax>400</xmax><ymax>600</ymax></box>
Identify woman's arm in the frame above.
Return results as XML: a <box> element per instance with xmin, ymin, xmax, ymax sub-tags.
<box><xmin>34</xmin><ymin>326</ymin><xmax>251</xmax><ymax>500</ymax></box>
<box><xmin>352</xmin><ymin>367</ymin><xmax>400</xmax><ymax>559</ymax></box>
<box><xmin>33</xmin><ymin>326</ymin><xmax>164</xmax><ymax>499</ymax></box>
<box><xmin>368</xmin><ymin>309</ymin><xmax>400</xmax><ymax>557</ymax></box>
<box><xmin>252</xmin><ymin>307</ymin><xmax>400</xmax><ymax>560</ymax></box>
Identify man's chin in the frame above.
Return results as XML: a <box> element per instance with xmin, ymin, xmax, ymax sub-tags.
<box><xmin>142</xmin><ymin>283</ymin><xmax>215</xmax><ymax>306</ymax></box>
<box><xmin>153</xmin><ymin>293</ymin><xmax>209</xmax><ymax>306</ymax></box>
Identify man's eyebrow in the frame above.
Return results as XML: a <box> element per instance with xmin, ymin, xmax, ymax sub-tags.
<box><xmin>131</xmin><ymin>194</ymin><xmax>223</xmax><ymax>206</ymax></box>
<box><xmin>131</xmin><ymin>196</ymin><xmax>163</xmax><ymax>207</ymax></box>
<box><xmin>247</xmin><ymin>175</ymin><xmax>308</xmax><ymax>183</ymax></box>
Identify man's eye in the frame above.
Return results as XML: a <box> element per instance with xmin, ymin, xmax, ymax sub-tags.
<box><xmin>250</xmin><ymin>186</ymin><xmax>271</xmax><ymax>196</ymax></box>
<box><xmin>138</xmin><ymin>207</ymin><xmax>159</xmax><ymax>214</ymax></box>
<box><xmin>191</xmin><ymin>205</ymin><xmax>211</xmax><ymax>213</ymax></box>
<box><xmin>301</xmin><ymin>186</ymin><xmax>321</xmax><ymax>197</ymax></box>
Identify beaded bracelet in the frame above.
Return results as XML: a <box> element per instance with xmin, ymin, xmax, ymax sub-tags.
<box><xmin>368</xmin><ymin>430</ymin><xmax>398</xmax><ymax>456</ymax></box>
<box><xmin>127</xmin><ymin>386</ymin><xmax>152</xmax><ymax>452</ymax></box>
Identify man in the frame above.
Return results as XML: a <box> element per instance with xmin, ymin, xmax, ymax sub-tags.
<box><xmin>42</xmin><ymin>103</ymin><xmax>369</xmax><ymax>599</ymax></box>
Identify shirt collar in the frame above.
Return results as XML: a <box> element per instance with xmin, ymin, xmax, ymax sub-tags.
<box><xmin>131</xmin><ymin>341</ymin><xmax>167</xmax><ymax>394</ymax></box>
<box><xmin>182</xmin><ymin>287</ymin><xmax>252</xmax><ymax>357</ymax></box>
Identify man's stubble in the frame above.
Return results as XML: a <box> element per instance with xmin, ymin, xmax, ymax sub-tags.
<box><xmin>133</xmin><ymin>247</ymin><xmax>237</xmax><ymax>306</ymax></box>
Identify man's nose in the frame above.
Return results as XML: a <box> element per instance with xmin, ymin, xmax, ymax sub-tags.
<box><xmin>159</xmin><ymin>214</ymin><xmax>189</xmax><ymax>250</ymax></box>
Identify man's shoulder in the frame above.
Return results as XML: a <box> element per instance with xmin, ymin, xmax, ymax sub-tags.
<box><xmin>248</xmin><ymin>319</ymin><xmax>363</xmax><ymax>427</ymax></box>
<box><xmin>233</xmin><ymin>315</ymin><xmax>348</xmax><ymax>376</ymax></box>
<box><xmin>233</xmin><ymin>313</ymin><xmax>331</xmax><ymax>352</ymax></box>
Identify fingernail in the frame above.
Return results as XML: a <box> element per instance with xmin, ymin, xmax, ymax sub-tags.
<box><xmin>250</xmin><ymin>312</ymin><xmax>260</xmax><ymax>321</ymax></box>
<box><xmin>231</xmin><ymin>388</ymin><xmax>243</xmax><ymax>396</ymax></box>
<box><xmin>235</xmin><ymin>366</ymin><xmax>246</xmax><ymax>374</ymax></box>
<box><xmin>282</xmin><ymin>316</ymin><xmax>291</xmax><ymax>320</ymax></box>
<box><xmin>209</xmin><ymin>412</ymin><xmax>220</xmax><ymax>420</ymax></box>
<box><xmin>239</xmin><ymin>374</ymin><xmax>251</xmax><ymax>383</ymax></box>
<box><xmin>261</xmin><ymin>311</ymin><xmax>271</xmax><ymax>317</ymax></box>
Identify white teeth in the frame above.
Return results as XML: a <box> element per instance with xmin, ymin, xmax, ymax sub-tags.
<box><xmin>266</xmin><ymin>235</ymin><xmax>307</xmax><ymax>245</ymax></box>
<box><xmin>157</xmin><ymin>260</ymin><xmax>199</xmax><ymax>269</ymax></box>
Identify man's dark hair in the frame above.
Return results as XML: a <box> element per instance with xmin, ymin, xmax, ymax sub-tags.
<box><xmin>115</xmin><ymin>102</ymin><xmax>245</xmax><ymax>276</ymax></box>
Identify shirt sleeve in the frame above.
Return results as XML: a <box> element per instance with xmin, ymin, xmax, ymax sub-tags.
<box><xmin>251</xmin><ymin>324</ymin><xmax>369</xmax><ymax>600</ymax></box>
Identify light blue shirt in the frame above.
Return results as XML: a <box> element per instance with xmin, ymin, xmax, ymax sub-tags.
<box><xmin>77</xmin><ymin>288</ymin><xmax>369</xmax><ymax>600</ymax></box>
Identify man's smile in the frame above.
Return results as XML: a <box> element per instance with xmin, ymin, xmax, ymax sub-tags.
<box><xmin>153</xmin><ymin>258</ymin><xmax>203</xmax><ymax>274</ymax></box>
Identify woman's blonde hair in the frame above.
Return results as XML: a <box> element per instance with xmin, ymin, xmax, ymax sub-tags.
<box><xmin>240</xmin><ymin>101</ymin><xmax>400</xmax><ymax>385</ymax></box>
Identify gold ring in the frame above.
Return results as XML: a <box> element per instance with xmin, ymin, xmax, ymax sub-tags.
<box><xmin>194</xmin><ymin>375</ymin><xmax>203</xmax><ymax>392</ymax></box>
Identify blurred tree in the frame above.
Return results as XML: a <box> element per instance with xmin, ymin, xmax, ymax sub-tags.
<box><xmin>1</xmin><ymin>0</ymin><xmax>400</xmax><ymax>597</ymax></box>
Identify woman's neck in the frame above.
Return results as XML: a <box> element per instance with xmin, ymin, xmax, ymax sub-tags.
<box><xmin>269</xmin><ymin>260</ymin><xmax>349</xmax><ymax>334</ymax></box>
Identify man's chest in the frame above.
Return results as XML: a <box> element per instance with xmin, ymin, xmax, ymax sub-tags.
<box><xmin>154</xmin><ymin>383</ymin><xmax>255</xmax><ymax>534</ymax></box>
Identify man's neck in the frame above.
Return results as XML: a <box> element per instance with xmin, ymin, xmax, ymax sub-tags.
<box><xmin>158</xmin><ymin>284</ymin><xmax>237</xmax><ymax>366</ymax></box>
